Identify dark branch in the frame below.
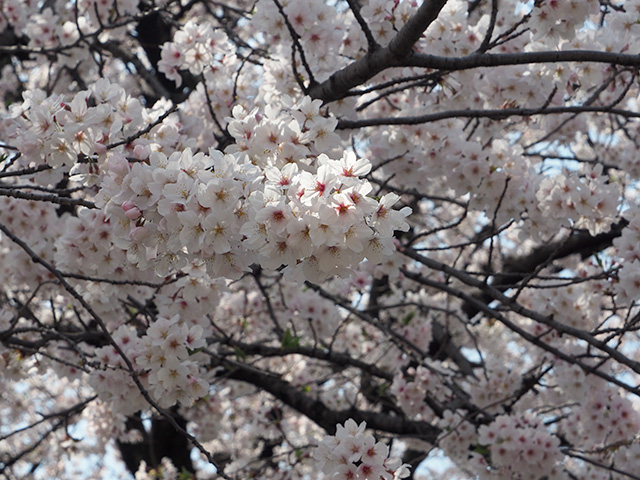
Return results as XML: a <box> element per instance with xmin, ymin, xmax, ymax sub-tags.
<box><xmin>407</xmin><ymin>49</ymin><xmax>640</xmax><ymax>71</ymax></box>
<box><xmin>337</xmin><ymin>105</ymin><xmax>640</xmax><ymax>129</ymax></box>
<box><xmin>308</xmin><ymin>0</ymin><xmax>449</xmax><ymax>103</ymax></box>
<box><xmin>219</xmin><ymin>357</ymin><xmax>442</xmax><ymax>441</ymax></box>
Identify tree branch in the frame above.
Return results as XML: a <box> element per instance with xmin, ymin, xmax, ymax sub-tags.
<box><xmin>218</xmin><ymin>356</ymin><xmax>442</xmax><ymax>441</ymax></box>
<box><xmin>308</xmin><ymin>0</ymin><xmax>449</xmax><ymax>103</ymax></box>
<box><xmin>337</xmin><ymin>105</ymin><xmax>640</xmax><ymax>129</ymax></box>
<box><xmin>462</xmin><ymin>219</ymin><xmax>628</xmax><ymax>318</ymax></box>
<box><xmin>401</xmin><ymin>247</ymin><xmax>640</xmax><ymax>379</ymax></box>
<box><xmin>407</xmin><ymin>49</ymin><xmax>640</xmax><ymax>71</ymax></box>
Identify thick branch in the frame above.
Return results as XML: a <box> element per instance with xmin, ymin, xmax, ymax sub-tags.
<box><xmin>400</xmin><ymin>265</ymin><xmax>640</xmax><ymax>397</ymax></box>
<box><xmin>463</xmin><ymin>219</ymin><xmax>628</xmax><ymax>318</ymax></box>
<box><xmin>401</xmin><ymin>247</ymin><xmax>640</xmax><ymax>378</ymax></box>
<box><xmin>407</xmin><ymin>49</ymin><xmax>640</xmax><ymax>71</ymax></box>
<box><xmin>311</xmin><ymin>27</ymin><xmax>640</xmax><ymax>105</ymax></box>
<box><xmin>337</xmin><ymin>105</ymin><xmax>640</xmax><ymax>129</ymax></box>
<box><xmin>308</xmin><ymin>0</ymin><xmax>449</xmax><ymax>103</ymax></box>
<box><xmin>0</xmin><ymin>187</ymin><xmax>96</xmax><ymax>209</ymax></box>
<box><xmin>221</xmin><ymin>359</ymin><xmax>441</xmax><ymax>441</ymax></box>
<box><xmin>219</xmin><ymin>339</ymin><xmax>394</xmax><ymax>381</ymax></box>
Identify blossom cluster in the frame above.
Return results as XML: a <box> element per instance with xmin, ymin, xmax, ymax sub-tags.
<box><xmin>98</xmin><ymin>102</ymin><xmax>411</xmax><ymax>282</ymax></box>
<box><xmin>136</xmin><ymin>315</ymin><xmax>209</xmax><ymax>408</ymax></box>
<box><xmin>90</xmin><ymin>316</ymin><xmax>208</xmax><ymax>414</ymax></box>
<box><xmin>436</xmin><ymin>411</ymin><xmax>482</xmax><ymax>466</ymax></box>
<box><xmin>466</xmin><ymin>358</ymin><xmax>522</xmax><ymax>413</ymax></box>
<box><xmin>613</xmin><ymin>208</ymin><xmax>640</xmax><ymax>303</ymax></box>
<box><xmin>251</xmin><ymin>0</ymin><xmax>350</xmax><ymax>80</ymax></box>
<box><xmin>517</xmin><ymin>273</ymin><xmax>606</xmax><ymax>333</ymax></box>
<box><xmin>6</xmin><ymin>80</ymin><xmax>145</xmax><ymax>183</ymax></box>
<box><xmin>477</xmin><ymin>414</ymin><xmax>564</xmax><ymax>480</ymax></box>
<box><xmin>391</xmin><ymin>364</ymin><xmax>448</xmax><ymax>421</ymax></box>
<box><xmin>158</xmin><ymin>21</ymin><xmax>231</xmax><ymax>84</ymax></box>
<box><xmin>1</xmin><ymin>0</ymin><xmax>35</xmax><ymax>33</ymax></box>
<box><xmin>0</xmin><ymin>195</ymin><xmax>61</xmax><ymax>287</ymax></box>
<box><xmin>375</xmin><ymin>119</ymin><xmax>618</xmax><ymax>242</ymax></box>
<box><xmin>3</xmin><ymin>81</ymin><xmax>414</xmax><ymax>284</ymax></box>
<box><xmin>89</xmin><ymin>325</ymin><xmax>149</xmax><ymax>415</ymax></box>
<box><xmin>315</xmin><ymin>419</ymin><xmax>410</xmax><ymax>480</ymax></box>
<box><xmin>53</xmin><ymin>207</ymin><xmax>159</xmax><ymax>322</ymax></box>
<box><xmin>535</xmin><ymin>164</ymin><xmax>619</xmax><ymax>236</ymax></box>
<box><xmin>528</xmin><ymin>0</ymin><xmax>599</xmax><ymax>43</ymax></box>
<box><xmin>560</xmin><ymin>381</ymin><xmax>640</xmax><ymax>449</ymax></box>
<box><xmin>435</xmin><ymin>408</ymin><xmax>569</xmax><ymax>480</ymax></box>
<box><xmin>181</xmin><ymin>390</ymin><xmax>228</xmax><ymax>443</ymax></box>
<box><xmin>285</xmin><ymin>287</ymin><xmax>341</xmax><ymax>340</ymax></box>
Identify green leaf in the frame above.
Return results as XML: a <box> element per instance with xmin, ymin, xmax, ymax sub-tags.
<box><xmin>473</xmin><ymin>445</ymin><xmax>490</xmax><ymax>456</ymax></box>
<box><xmin>234</xmin><ymin>346</ymin><xmax>247</xmax><ymax>361</ymax></box>
<box><xmin>281</xmin><ymin>329</ymin><xmax>300</xmax><ymax>348</ymax></box>
<box><xmin>239</xmin><ymin>317</ymin><xmax>249</xmax><ymax>331</ymax></box>
<box><xmin>377</xmin><ymin>382</ymin><xmax>390</xmax><ymax>396</ymax></box>
<box><xmin>178</xmin><ymin>467</ymin><xmax>194</xmax><ymax>480</ymax></box>
<box><xmin>402</xmin><ymin>311</ymin><xmax>416</xmax><ymax>325</ymax></box>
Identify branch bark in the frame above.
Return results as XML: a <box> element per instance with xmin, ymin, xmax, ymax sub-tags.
<box><xmin>221</xmin><ymin>358</ymin><xmax>442</xmax><ymax>442</ymax></box>
<box><xmin>401</xmin><ymin>246</ymin><xmax>640</xmax><ymax>378</ymax></box>
<box><xmin>461</xmin><ymin>219</ymin><xmax>628</xmax><ymax>319</ymax></box>
<box><xmin>407</xmin><ymin>50</ymin><xmax>640</xmax><ymax>71</ymax></box>
<box><xmin>308</xmin><ymin>0</ymin><xmax>449</xmax><ymax>103</ymax></box>
<box><xmin>337</xmin><ymin>105</ymin><xmax>640</xmax><ymax>129</ymax></box>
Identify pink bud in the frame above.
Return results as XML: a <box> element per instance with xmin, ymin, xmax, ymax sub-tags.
<box><xmin>121</xmin><ymin>200</ymin><xmax>136</xmax><ymax>211</ymax></box>
<box><xmin>122</xmin><ymin>201</ymin><xmax>142</xmax><ymax>220</ymax></box>
<box><xmin>125</xmin><ymin>209</ymin><xmax>142</xmax><ymax>220</ymax></box>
